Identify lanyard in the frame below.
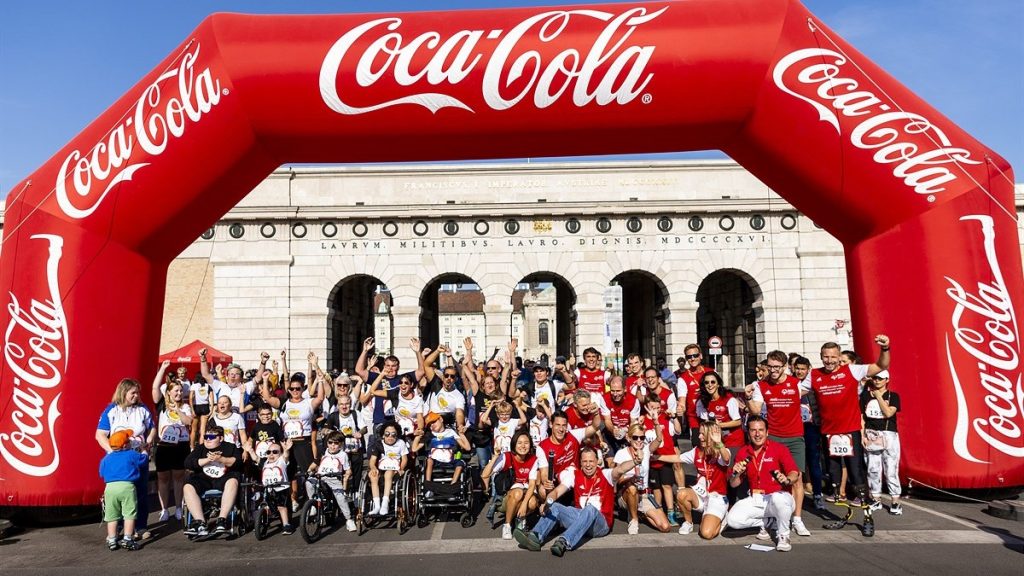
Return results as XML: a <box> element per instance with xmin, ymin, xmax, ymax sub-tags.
<box><xmin>749</xmin><ymin>441</ymin><xmax>769</xmax><ymax>491</ymax></box>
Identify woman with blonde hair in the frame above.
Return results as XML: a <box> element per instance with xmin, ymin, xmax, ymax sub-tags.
<box><xmin>152</xmin><ymin>361</ymin><xmax>194</xmax><ymax>522</ymax></box>
<box><xmin>96</xmin><ymin>377</ymin><xmax>156</xmax><ymax>539</ymax></box>
<box><xmin>613</xmin><ymin>421</ymin><xmax>670</xmax><ymax>534</ymax></box>
<box><xmin>656</xmin><ymin>419</ymin><xmax>732</xmax><ymax>539</ymax></box>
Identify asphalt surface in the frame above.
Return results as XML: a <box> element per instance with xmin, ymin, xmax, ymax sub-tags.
<box><xmin>3</xmin><ymin>490</ymin><xmax>1022</xmax><ymax>575</ymax></box>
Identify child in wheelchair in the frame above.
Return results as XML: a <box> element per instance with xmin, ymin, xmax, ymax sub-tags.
<box><xmin>367</xmin><ymin>421</ymin><xmax>409</xmax><ymax>516</ymax></box>
<box><xmin>412</xmin><ymin>412</ymin><xmax>471</xmax><ymax>499</ymax></box>
<box><xmin>307</xmin><ymin>431</ymin><xmax>357</xmax><ymax>531</ymax></box>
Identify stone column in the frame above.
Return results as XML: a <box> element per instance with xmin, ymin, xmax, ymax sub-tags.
<box><xmin>483</xmin><ymin>303</ymin><xmax>514</xmax><ymax>355</ymax></box>
<box><xmin>389</xmin><ymin>304</ymin><xmax>422</xmax><ymax>369</ymax></box>
<box><xmin>665</xmin><ymin>300</ymin><xmax>700</xmax><ymax>356</ymax></box>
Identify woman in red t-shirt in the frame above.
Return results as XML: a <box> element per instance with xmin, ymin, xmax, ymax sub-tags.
<box><xmin>695</xmin><ymin>371</ymin><xmax>745</xmax><ymax>451</ymax></box>
<box><xmin>657</xmin><ymin>420</ymin><xmax>732</xmax><ymax>539</ymax></box>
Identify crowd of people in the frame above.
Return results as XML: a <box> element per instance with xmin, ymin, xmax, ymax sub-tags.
<box><xmin>96</xmin><ymin>334</ymin><xmax>904</xmax><ymax>554</ymax></box>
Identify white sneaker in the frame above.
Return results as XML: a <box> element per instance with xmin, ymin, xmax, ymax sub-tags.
<box><xmin>379</xmin><ymin>500</ymin><xmax>389</xmax><ymax>516</ymax></box>
<box><xmin>792</xmin><ymin>516</ymin><xmax>811</xmax><ymax>537</ymax></box>
<box><xmin>346</xmin><ymin>519</ymin><xmax>357</xmax><ymax>532</ymax></box>
<box><xmin>502</xmin><ymin>524</ymin><xmax>513</xmax><ymax>540</ymax></box>
<box><xmin>678</xmin><ymin>521</ymin><xmax>693</xmax><ymax>535</ymax></box>
<box><xmin>368</xmin><ymin>499</ymin><xmax>380</xmax><ymax>516</ymax></box>
<box><xmin>627</xmin><ymin>520</ymin><xmax>639</xmax><ymax>535</ymax></box>
<box><xmin>158</xmin><ymin>509</ymin><xmax>170</xmax><ymax>522</ymax></box>
<box><xmin>776</xmin><ymin>535</ymin><xmax>792</xmax><ymax>552</ymax></box>
<box><xmin>756</xmin><ymin>526</ymin><xmax>771</xmax><ymax>540</ymax></box>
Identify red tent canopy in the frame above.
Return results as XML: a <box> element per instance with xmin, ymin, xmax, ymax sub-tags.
<box><xmin>158</xmin><ymin>340</ymin><xmax>233</xmax><ymax>376</ymax></box>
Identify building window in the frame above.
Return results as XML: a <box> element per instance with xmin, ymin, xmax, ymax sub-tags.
<box><xmin>539</xmin><ymin>320</ymin><xmax>549</xmax><ymax>346</ymax></box>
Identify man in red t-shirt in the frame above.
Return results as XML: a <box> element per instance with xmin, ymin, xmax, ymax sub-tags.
<box><xmin>537</xmin><ymin>411</ymin><xmax>601</xmax><ymax>503</ymax></box>
<box><xmin>805</xmin><ymin>336</ymin><xmax>890</xmax><ymax>511</ymax></box>
<box><xmin>575</xmin><ymin>347</ymin><xmax>608</xmax><ymax>394</ymax></box>
<box><xmin>623</xmin><ymin>353</ymin><xmax>646</xmax><ymax>395</ymax></box>
<box><xmin>513</xmin><ymin>447</ymin><xmax>636</xmax><ymax>556</ymax></box>
<box><xmin>602</xmin><ymin>375</ymin><xmax>640</xmax><ymax>462</ymax></box>
<box><xmin>745</xmin><ymin>349</ymin><xmax>811</xmax><ymax>537</ymax></box>
<box><xmin>675</xmin><ymin>343</ymin><xmax>709</xmax><ymax>447</ymax></box>
<box><xmin>725</xmin><ymin>416</ymin><xmax>800</xmax><ymax>551</ymax></box>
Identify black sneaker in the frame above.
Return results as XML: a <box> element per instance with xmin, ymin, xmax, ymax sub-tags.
<box><xmin>282</xmin><ymin>524</ymin><xmax>296</xmax><ymax>535</ymax></box>
<box><xmin>513</xmin><ymin>528</ymin><xmax>541</xmax><ymax>552</ymax></box>
<box><xmin>120</xmin><ymin>538</ymin><xmax>139</xmax><ymax>551</ymax></box>
<box><xmin>106</xmin><ymin>537</ymin><xmax>119</xmax><ymax>551</ymax></box>
<box><xmin>212</xmin><ymin>517</ymin><xmax>228</xmax><ymax>535</ymax></box>
<box><xmin>550</xmin><ymin>537</ymin><xmax>568</xmax><ymax>557</ymax></box>
<box><xmin>184</xmin><ymin>520</ymin><xmax>204</xmax><ymax>536</ymax></box>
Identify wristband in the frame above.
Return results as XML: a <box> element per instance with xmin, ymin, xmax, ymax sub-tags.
<box><xmin>880</xmin><ymin>346</ymin><xmax>890</xmax><ymax>352</ymax></box>
<box><xmin>715</xmin><ymin>442</ymin><xmax>725</xmax><ymax>449</ymax></box>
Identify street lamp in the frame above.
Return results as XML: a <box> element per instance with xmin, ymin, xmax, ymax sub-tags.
<box><xmin>613</xmin><ymin>339</ymin><xmax>621</xmax><ymax>373</ymax></box>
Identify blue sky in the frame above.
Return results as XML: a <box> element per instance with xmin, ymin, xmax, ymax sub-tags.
<box><xmin>1</xmin><ymin>0</ymin><xmax>1021</xmax><ymax>196</ymax></box>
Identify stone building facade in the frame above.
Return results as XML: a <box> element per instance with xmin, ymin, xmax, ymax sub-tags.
<box><xmin>140</xmin><ymin>160</ymin><xmax>1024</xmax><ymax>388</ymax></box>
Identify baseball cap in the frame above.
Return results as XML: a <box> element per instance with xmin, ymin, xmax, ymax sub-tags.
<box><xmin>109</xmin><ymin>430</ymin><xmax>132</xmax><ymax>450</ymax></box>
<box><xmin>874</xmin><ymin>370</ymin><xmax>890</xmax><ymax>379</ymax></box>
<box><xmin>424</xmin><ymin>412</ymin><xmax>442</xmax><ymax>426</ymax></box>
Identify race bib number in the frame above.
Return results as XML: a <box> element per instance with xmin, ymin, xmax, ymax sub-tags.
<box><xmin>203</xmin><ymin>462</ymin><xmax>226</xmax><ymax>478</ymax></box>
<box><xmin>380</xmin><ymin>457</ymin><xmax>400</xmax><ymax>471</ymax></box>
<box><xmin>495</xmin><ymin>435</ymin><xmax>511</xmax><ymax>453</ymax></box>
<box><xmin>283</xmin><ymin>420</ymin><xmax>303</xmax><ymax>439</ymax></box>
<box><xmin>160</xmin><ymin>426</ymin><xmax>183</xmax><ymax>444</ymax></box>
<box><xmin>800</xmin><ymin>404</ymin><xmax>813</xmax><ymax>423</ymax></box>
<box><xmin>255</xmin><ymin>441</ymin><xmax>271</xmax><ymax>459</ymax></box>
<box><xmin>864</xmin><ymin>401</ymin><xmax>885</xmax><ymax>420</ymax></box>
<box><xmin>430</xmin><ymin>447</ymin><xmax>453</xmax><ymax>463</ymax></box>
<box><xmin>828</xmin><ymin>434</ymin><xmax>854</xmax><ymax>457</ymax></box>
<box><xmin>580</xmin><ymin>495</ymin><xmax>602</xmax><ymax>511</ymax></box>
<box><xmin>320</xmin><ymin>457</ymin><xmax>342</xmax><ymax>475</ymax></box>
<box><xmin>262</xmin><ymin>466</ymin><xmax>284</xmax><ymax>485</ymax></box>
<box><xmin>692</xmin><ymin>477</ymin><xmax>709</xmax><ymax>500</ymax></box>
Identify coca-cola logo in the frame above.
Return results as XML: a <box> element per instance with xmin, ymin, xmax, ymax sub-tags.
<box><xmin>0</xmin><ymin>234</ymin><xmax>67</xmax><ymax>476</ymax></box>
<box><xmin>945</xmin><ymin>215</ymin><xmax>1023</xmax><ymax>463</ymax></box>
<box><xmin>772</xmin><ymin>43</ymin><xmax>981</xmax><ymax>197</ymax></box>
<box><xmin>319</xmin><ymin>7</ymin><xmax>665</xmax><ymax>115</ymax></box>
<box><xmin>55</xmin><ymin>44</ymin><xmax>224</xmax><ymax>220</ymax></box>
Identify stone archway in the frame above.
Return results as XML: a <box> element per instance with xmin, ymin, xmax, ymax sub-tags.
<box><xmin>327</xmin><ymin>274</ymin><xmax>391</xmax><ymax>371</ymax></box>
<box><xmin>696</xmin><ymin>269</ymin><xmax>764</xmax><ymax>387</ymax></box>
<box><xmin>512</xmin><ymin>271</ymin><xmax>578</xmax><ymax>360</ymax></box>
<box><xmin>419</xmin><ymin>273</ymin><xmax>485</xmax><ymax>359</ymax></box>
<box><xmin>610</xmin><ymin>270</ymin><xmax>670</xmax><ymax>365</ymax></box>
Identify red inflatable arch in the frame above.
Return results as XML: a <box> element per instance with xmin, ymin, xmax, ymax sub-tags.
<box><xmin>1</xmin><ymin>0</ymin><xmax>1021</xmax><ymax>509</ymax></box>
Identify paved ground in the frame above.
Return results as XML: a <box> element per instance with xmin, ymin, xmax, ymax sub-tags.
<box><xmin>3</xmin><ymin>490</ymin><xmax>1022</xmax><ymax>575</ymax></box>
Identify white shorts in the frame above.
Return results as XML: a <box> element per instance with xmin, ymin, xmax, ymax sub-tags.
<box><xmin>693</xmin><ymin>492</ymin><xmax>729</xmax><ymax>520</ymax></box>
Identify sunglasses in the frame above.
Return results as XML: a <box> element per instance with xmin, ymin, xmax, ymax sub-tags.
<box><xmin>204</xmin><ymin>434</ymin><xmax>220</xmax><ymax>440</ymax></box>
<box><xmin>685</xmin><ymin>353</ymin><xmax>700</xmax><ymax>360</ymax></box>
<box><xmin>383</xmin><ymin>432</ymin><xmax>398</xmax><ymax>437</ymax></box>
<box><xmin>267</xmin><ymin>449</ymin><xmax>281</xmax><ymax>455</ymax></box>
<box><xmin>486</xmin><ymin>366</ymin><xmax>500</xmax><ymax>370</ymax></box>
<box><xmin>400</xmin><ymin>380</ymin><xmax>413</xmax><ymax>385</ymax></box>
<box><xmin>702</xmin><ymin>380</ymin><xmax>720</xmax><ymax>385</ymax></box>
<box><xmin>443</xmin><ymin>373</ymin><xmax>457</xmax><ymax>379</ymax></box>
<box><xmin>630</xmin><ymin>435</ymin><xmax>645</xmax><ymax>441</ymax></box>
<box><xmin>289</xmin><ymin>387</ymin><xmax>303</xmax><ymax>391</ymax></box>
<box><xmin>327</xmin><ymin>440</ymin><xmax>342</xmax><ymax>445</ymax></box>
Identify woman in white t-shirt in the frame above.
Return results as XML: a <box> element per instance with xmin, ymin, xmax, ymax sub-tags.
<box><xmin>154</xmin><ymin>378</ymin><xmax>193</xmax><ymax>522</ymax></box>
<box><xmin>614</xmin><ymin>422</ymin><xmax>671</xmax><ymax>535</ymax></box>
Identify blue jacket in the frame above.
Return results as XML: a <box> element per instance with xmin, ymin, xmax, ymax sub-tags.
<box><xmin>99</xmin><ymin>449</ymin><xmax>149</xmax><ymax>483</ymax></box>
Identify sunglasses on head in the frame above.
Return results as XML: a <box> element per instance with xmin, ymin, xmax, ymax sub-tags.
<box><xmin>685</xmin><ymin>353</ymin><xmax>700</xmax><ymax>360</ymax></box>
<box><xmin>267</xmin><ymin>449</ymin><xmax>281</xmax><ymax>455</ymax></box>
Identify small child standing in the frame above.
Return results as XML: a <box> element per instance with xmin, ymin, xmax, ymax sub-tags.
<box><xmin>99</xmin><ymin>429</ymin><xmax>150</xmax><ymax>550</ymax></box>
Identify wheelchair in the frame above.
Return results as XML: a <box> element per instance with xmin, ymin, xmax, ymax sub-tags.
<box><xmin>416</xmin><ymin>454</ymin><xmax>477</xmax><ymax>528</ymax></box>
<box><xmin>355</xmin><ymin>462</ymin><xmax>418</xmax><ymax>535</ymax></box>
<box><xmin>181</xmin><ymin>481</ymin><xmax>252</xmax><ymax>541</ymax></box>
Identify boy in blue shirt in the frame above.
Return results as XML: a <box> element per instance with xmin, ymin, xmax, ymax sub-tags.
<box><xmin>99</xmin><ymin>429</ymin><xmax>150</xmax><ymax>550</ymax></box>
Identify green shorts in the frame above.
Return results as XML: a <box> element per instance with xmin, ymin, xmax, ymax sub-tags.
<box><xmin>769</xmin><ymin>435</ymin><xmax>807</xmax><ymax>473</ymax></box>
<box><xmin>103</xmin><ymin>481</ymin><xmax>138</xmax><ymax>523</ymax></box>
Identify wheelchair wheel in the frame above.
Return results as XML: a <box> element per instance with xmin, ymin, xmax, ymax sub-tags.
<box><xmin>460</xmin><ymin>512</ymin><xmax>475</xmax><ymax>528</ymax></box>
<box><xmin>300</xmin><ymin>499</ymin><xmax>322</xmax><ymax>544</ymax></box>
<box><xmin>254</xmin><ymin>504</ymin><xmax>270</xmax><ymax>541</ymax></box>
<box><xmin>402</xmin><ymin>473</ymin><xmax>418</xmax><ymax>528</ymax></box>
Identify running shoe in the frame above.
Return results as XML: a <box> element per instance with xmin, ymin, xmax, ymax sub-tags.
<box><xmin>776</xmin><ymin>535</ymin><xmax>792</xmax><ymax>552</ymax></box>
<box><xmin>502</xmin><ymin>524</ymin><xmax>513</xmax><ymax>540</ymax></box>
<box><xmin>282</xmin><ymin>524</ymin><xmax>296</xmax><ymax>535</ymax></box>
<box><xmin>120</xmin><ymin>538</ymin><xmax>140</xmax><ymax>551</ymax></box>
<box><xmin>550</xmin><ymin>536</ymin><xmax>568</xmax><ymax>557</ymax></box>
<box><xmin>791</xmin><ymin>516</ymin><xmax>811</xmax><ymax>537</ymax></box>
<box><xmin>184</xmin><ymin>520</ymin><xmax>204</xmax><ymax>536</ymax></box>
<box><xmin>211</xmin><ymin>517</ymin><xmax>228</xmax><ymax>535</ymax></box>
<box><xmin>678</xmin><ymin>521</ymin><xmax>693</xmax><ymax>535</ymax></box>
<box><xmin>346</xmin><ymin>519</ymin><xmax>357</xmax><ymax>532</ymax></box>
<box><xmin>158</xmin><ymin>509</ymin><xmax>170</xmax><ymax>523</ymax></box>
<box><xmin>513</xmin><ymin>528</ymin><xmax>542</xmax><ymax>552</ymax></box>
<box><xmin>667</xmin><ymin>511</ymin><xmax>680</xmax><ymax>527</ymax></box>
<box><xmin>174</xmin><ymin>508</ymin><xmax>182</xmax><ymax>521</ymax></box>
<box><xmin>106</xmin><ymin>537</ymin><xmax>119</xmax><ymax>551</ymax></box>
<box><xmin>627</xmin><ymin>519</ymin><xmax>639</xmax><ymax>535</ymax></box>
<box><xmin>813</xmin><ymin>494</ymin><xmax>826</xmax><ymax>510</ymax></box>
<box><xmin>889</xmin><ymin>503</ymin><xmax>903</xmax><ymax>516</ymax></box>
<box><xmin>868</xmin><ymin>499</ymin><xmax>883</xmax><ymax>512</ymax></box>
<box><xmin>849</xmin><ymin>496</ymin><xmax>863</xmax><ymax>507</ymax></box>
<box><xmin>368</xmin><ymin>499</ymin><xmax>380</xmax><ymax>516</ymax></box>
<box><xmin>756</xmin><ymin>526</ymin><xmax>771</xmax><ymax>540</ymax></box>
